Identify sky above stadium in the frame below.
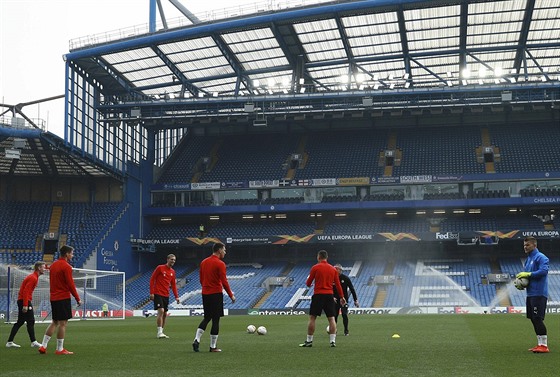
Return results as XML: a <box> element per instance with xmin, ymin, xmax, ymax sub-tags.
<box><xmin>0</xmin><ymin>0</ymin><xmax>329</xmax><ymax>138</ymax></box>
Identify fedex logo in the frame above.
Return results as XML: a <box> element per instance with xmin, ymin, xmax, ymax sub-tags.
<box><xmin>437</xmin><ymin>307</ymin><xmax>470</xmax><ymax>314</ymax></box>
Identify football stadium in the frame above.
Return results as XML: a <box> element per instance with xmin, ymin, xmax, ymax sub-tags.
<box><xmin>1</xmin><ymin>0</ymin><xmax>559</xmax><ymax>376</ymax></box>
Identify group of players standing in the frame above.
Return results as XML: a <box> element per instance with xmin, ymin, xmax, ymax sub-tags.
<box><xmin>144</xmin><ymin>236</ymin><xmax>553</xmax><ymax>352</ymax></box>
<box><xmin>5</xmin><ymin>237</ymin><xmax>550</xmax><ymax>354</ymax></box>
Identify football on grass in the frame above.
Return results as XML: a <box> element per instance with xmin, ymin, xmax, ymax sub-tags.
<box><xmin>257</xmin><ymin>326</ymin><xmax>267</xmax><ymax>335</ymax></box>
<box><xmin>247</xmin><ymin>325</ymin><xmax>256</xmax><ymax>334</ymax></box>
<box><xmin>513</xmin><ymin>277</ymin><xmax>529</xmax><ymax>290</ymax></box>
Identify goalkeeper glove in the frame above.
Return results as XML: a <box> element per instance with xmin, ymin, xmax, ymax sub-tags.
<box><xmin>516</xmin><ymin>272</ymin><xmax>531</xmax><ymax>279</ymax></box>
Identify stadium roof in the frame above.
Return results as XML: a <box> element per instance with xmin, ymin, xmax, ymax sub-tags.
<box><xmin>64</xmin><ymin>0</ymin><xmax>560</xmax><ymax>126</ymax></box>
<box><xmin>0</xmin><ymin>124</ymin><xmax>124</xmax><ymax>179</ymax></box>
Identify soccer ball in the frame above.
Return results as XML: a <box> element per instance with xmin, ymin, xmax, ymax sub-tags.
<box><xmin>247</xmin><ymin>325</ymin><xmax>256</xmax><ymax>334</ymax></box>
<box><xmin>513</xmin><ymin>277</ymin><xmax>529</xmax><ymax>290</ymax></box>
<box><xmin>326</xmin><ymin>325</ymin><xmax>330</xmax><ymax>334</ymax></box>
<box><xmin>257</xmin><ymin>326</ymin><xmax>267</xmax><ymax>335</ymax></box>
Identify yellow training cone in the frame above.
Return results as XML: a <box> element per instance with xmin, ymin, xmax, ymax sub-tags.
<box><xmin>391</xmin><ymin>334</ymin><xmax>400</xmax><ymax>339</ymax></box>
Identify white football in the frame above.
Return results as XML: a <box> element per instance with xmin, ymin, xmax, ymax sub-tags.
<box><xmin>247</xmin><ymin>325</ymin><xmax>256</xmax><ymax>334</ymax></box>
<box><xmin>513</xmin><ymin>277</ymin><xmax>529</xmax><ymax>290</ymax></box>
<box><xmin>326</xmin><ymin>325</ymin><xmax>330</xmax><ymax>334</ymax></box>
<box><xmin>257</xmin><ymin>326</ymin><xmax>267</xmax><ymax>335</ymax></box>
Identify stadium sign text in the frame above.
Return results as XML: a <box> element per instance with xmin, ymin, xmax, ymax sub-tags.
<box><xmin>131</xmin><ymin>238</ymin><xmax>181</xmax><ymax>244</ymax></box>
<box><xmin>348</xmin><ymin>309</ymin><xmax>392</xmax><ymax>314</ymax></box>
<box><xmin>400</xmin><ymin>175</ymin><xmax>432</xmax><ymax>183</ymax></box>
<box><xmin>248</xmin><ymin>309</ymin><xmax>306</xmax><ymax>315</ymax></box>
<box><xmin>435</xmin><ymin>232</ymin><xmax>459</xmax><ymax>240</ymax></box>
<box><xmin>316</xmin><ymin>234</ymin><xmax>373</xmax><ymax>241</ymax></box>
<box><xmin>521</xmin><ymin>231</ymin><xmax>559</xmax><ymax>237</ymax></box>
<box><xmin>533</xmin><ymin>197</ymin><xmax>560</xmax><ymax>203</ymax></box>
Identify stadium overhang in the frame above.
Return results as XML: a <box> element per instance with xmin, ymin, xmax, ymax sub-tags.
<box><xmin>64</xmin><ymin>0</ymin><xmax>560</xmax><ymax>119</ymax></box>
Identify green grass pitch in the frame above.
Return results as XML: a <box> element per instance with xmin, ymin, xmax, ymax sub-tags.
<box><xmin>1</xmin><ymin>314</ymin><xmax>558</xmax><ymax>376</ymax></box>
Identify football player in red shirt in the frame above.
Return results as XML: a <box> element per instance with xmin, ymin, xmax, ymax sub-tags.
<box><xmin>149</xmin><ymin>254</ymin><xmax>180</xmax><ymax>339</ymax></box>
<box><xmin>38</xmin><ymin>245</ymin><xmax>81</xmax><ymax>355</ymax></box>
<box><xmin>6</xmin><ymin>261</ymin><xmax>46</xmax><ymax>348</ymax></box>
<box><xmin>299</xmin><ymin>250</ymin><xmax>345</xmax><ymax>348</ymax></box>
<box><xmin>192</xmin><ymin>243</ymin><xmax>235</xmax><ymax>352</ymax></box>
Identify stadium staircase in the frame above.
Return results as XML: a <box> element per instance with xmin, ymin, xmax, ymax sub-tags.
<box><xmin>381</xmin><ymin>131</ymin><xmax>401</xmax><ymax>177</ymax></box>
<box><xmin>34</xmin><ymin>235</ymin><xmax>43</xmax><ymax>252</ymax></box>
<box><xmin>489</xmin><ymin>257</ymin><xmax>511</xmax><ymax>306</ymax></box>
<box><xmin>314</xmin><ymin>217</ymin><xmax>326</xmax><ymax>234</ymax></box>
<box><xmin>285</xmin><ymin>135</ymin><xmax>308</xmax><ymax>180</ymax></box>
<box><xmin>254</xmin><ymin>291</ymin><xmax>273</xmax><ymax>308</ymax></box>
<box><xmin>48</xmin><ymin>206</ymin><xmax>63</xmax><ymax>235</ymax></box>
<box><xmin>373</xmin><ymin>259</ymin><xmax>395</xmax><ymax>307</ymax></box>
<box><xmin>476</xmin><ymin>128</ymin><xmax>501</xmax><ymax>174</ymax></box>
<box><xmin>191</xmin><ymin>139</ymin><xmax>223</xmax><ymax>183</ymax></box>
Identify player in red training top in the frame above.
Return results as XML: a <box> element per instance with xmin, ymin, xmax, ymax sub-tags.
<box><xmin>192</xmin><ymin>242</ymin><xmax>235</xmax><ymax>353</ymax></box>
<box><xmin>149</xmin><ymin>254</ymin><xmax>180</xmax><ymax>339</ymax></box>
<box><xmin>299</xmin><ymin>250</ymin><xmax>345</xmax><ymax>348</ymax></box>
<box><xmin>6</xmin><ymin>261</ymin><xmax>46</xmax><ymax>348</ymax></box>
<box><xmin>38</xmin><ymin>245</ymin><xmax>81</xmax><ymax>355</ymax></box>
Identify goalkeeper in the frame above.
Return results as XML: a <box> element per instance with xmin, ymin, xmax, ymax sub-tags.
<box><xmin>516</xmin><ymin>236</ymin><xmax>550</xmax><ymax>353</ymax></box>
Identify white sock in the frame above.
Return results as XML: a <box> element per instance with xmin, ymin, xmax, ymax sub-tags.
<box><xmin>330</xmin><ymin>334</ymin><xmax>336</xmax><ymax>343</ymax></box>
<box><xmin>195</xmin><ymin>328</ymin><xmax>204</xmax><ymax>342</ymax></box>
<box><xmin>42</xmin><ymin>335</ymin><xmax>51</xmax><ymax>348</ymax></box>
<box><xmin>306</xmin><ymin>335</ymin><xmax>313</xmax><ymax>343</ymax></box>
<box><xmin>210</xmin><ymin>335</ymin><xmax>218</xmax><ymax>348</ymax></box>
<box><xmin>56</xmin><ymin>339</ymin><xmax>64</xmax><ymax>352</ymax></box>
<box><xmin>541</xmin><ymin>335</ymin><xmax>548</xmax><ymax>347</ymax></box>
<box><xmin>157</xmin><ymin>326</ymin><xmax>163</xmax><ymax>335</ymax></box>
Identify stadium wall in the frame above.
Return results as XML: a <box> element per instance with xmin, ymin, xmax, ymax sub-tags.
<box><xmin>94</xmin><ymin>203</ymin><xmax>140</xmax><ymax>278</ymax></box>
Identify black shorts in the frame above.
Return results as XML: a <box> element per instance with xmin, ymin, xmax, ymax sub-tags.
<box><xmin>51</xmin><ymin>298</ymin><xmax>72</xmax><ymax>321</ymax></box>
<box><xmin>202</xmin><ymin>293</ymin><xmax>224</xmax><ymax>319</ymax></box>
<box><xmin>153</xmin><ymin>294</ymin><xmax>170</xmax><ymax>312</ymax></box>
<box><xmin>526</xmin><ymin>296</ymin><xmax>547</xmax><ymax>320</ymax></box>
<box><xmin>16</xmin><ymin>299</ymin><xmax>35</xmax><ymax>323</ymax></box>
<box><xmin>310</xmin><ymin>294</ymin><xmax>336</xmax><ymax>317</ymax></box>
